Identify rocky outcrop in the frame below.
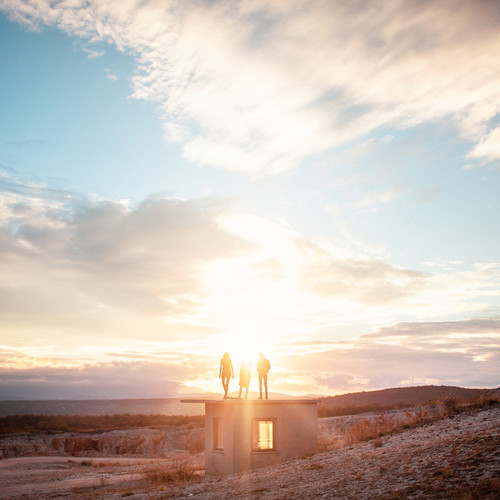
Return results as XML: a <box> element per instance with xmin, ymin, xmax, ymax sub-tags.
<box><xmin>0</xmin><ymin>426</ymin><xmax>204</xmax><ymax>459</ymax></box>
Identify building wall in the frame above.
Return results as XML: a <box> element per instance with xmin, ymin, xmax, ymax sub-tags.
<box><xmin>205</xmin><ymin>402</ymin><xmax>235</xmax><ymax>475</ymax></box>
<box><xmin>204</xmin><ymin>401</ymin><xmax>318</xmax><ymax>475</ymax></box>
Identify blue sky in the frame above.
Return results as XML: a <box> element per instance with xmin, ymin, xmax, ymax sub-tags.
<box><xmin>0</xmin><ymin>0</ymin><xmax>499</xmax><ymax>399</ymax></box>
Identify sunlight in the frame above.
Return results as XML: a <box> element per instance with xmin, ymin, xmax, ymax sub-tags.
<box><xmin>196</xmin><ymin>248</ymin><xmax>302</xmax><ymax>364</ymax></box>
<box><xmin>218</xmin><ymin>328</ymin><xmax>276</xmax><ymax>369</ymax></box>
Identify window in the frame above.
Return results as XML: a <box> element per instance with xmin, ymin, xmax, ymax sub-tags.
<box><xmin>252</xmin><ymin>419</ymin><xmax>275</xmax><ymax>451</ymax></box>
<box><xmin>213</xmin><ymin>418</ymin><xmax>223</xmax><ymax>450</ymax></box>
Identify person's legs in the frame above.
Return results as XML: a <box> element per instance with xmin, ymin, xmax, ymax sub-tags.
<box><xmin>263</xmin><ymin>373</ymin><xmax>268</xmax><ymax>399</ymax></box>
<box><xmin>258</xmin><ymin>373</ymin><xmax>263</xmax><ymax>399</ymax></box>
<box><xmin>244</xmin><ymin>386</ymin><xmax>248</xmax><ymax>399</ymax></box>
<box><xmin>222</xmin><ymin>373</ymin><xmax>229</xmax><ymax>397</ymax></box>
<box><xmin>238</xmin><ymin>386</ymin><xmax>242</xmax><ymax>398</ymax></box>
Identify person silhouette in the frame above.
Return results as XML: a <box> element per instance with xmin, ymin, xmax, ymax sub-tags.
<box><xmin>257</xmin><ymin>352</ymin><xmax>271</xmax><ymax>399</ymax></box>
<box><xmin>238</xmin><ymin>361</ymin><xmax>251</xmax><ymax>399</ymax></box>
<box><xmin>219</xmin><ymin>352</ymin><xmax>234</xmax><ymax>399</ymax></box>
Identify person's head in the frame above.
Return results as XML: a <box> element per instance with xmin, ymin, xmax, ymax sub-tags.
<box><xmin>259</xmin><ymin>352</ymin><xmax>264</xmax><ymax>359</ymax></box>
<box><xmin>223</xmin><ymin>352</ymin><xmax>230</xmax><ymax>360</ymax></box>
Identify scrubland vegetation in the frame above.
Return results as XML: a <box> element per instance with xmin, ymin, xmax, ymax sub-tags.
<box><xmin>144</xmin><ymin>459</ymin><xmax>197</xmax><ymax>485</ymax></box>
<box><xmin>318</xmin><ymin>395</ymin><xmax>498</xmax><ymax>451</ymax></box>
<box><xmin>0</xmin><ymin>413</ymin><xmax>204</xmax><ymax>434</ymax></box>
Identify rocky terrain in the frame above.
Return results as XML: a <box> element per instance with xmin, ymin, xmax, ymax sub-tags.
<box><xmin>0</xmin><ymin>426</ymin><xmax>204</xmax><ymax>459</ymax></box>
<box><xmin>0</xmin><ymin>404</ymin><xmax>498</xmax><ymax>499</ymax></box>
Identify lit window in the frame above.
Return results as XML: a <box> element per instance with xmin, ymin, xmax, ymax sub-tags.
<box><xmin>252</xmin><ymin>419</ymin><xmax>275</xmax><ymax>451</ymax></box>
<box><xmin>213</xmin><ymin>418</ymin><xmax>223</xmax><ymax>450</ymax></box>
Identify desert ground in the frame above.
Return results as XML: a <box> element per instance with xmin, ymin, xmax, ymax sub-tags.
<box><xmin>0</xmin><ymin>404</ymin><xmax>498</xmax><ymax>499</ymax></box>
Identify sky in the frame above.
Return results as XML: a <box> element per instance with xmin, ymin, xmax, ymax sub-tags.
<box><xmin>0</xmin><ymin>0</ymin><xmax>499</xmax><ymax>400</ymax></box>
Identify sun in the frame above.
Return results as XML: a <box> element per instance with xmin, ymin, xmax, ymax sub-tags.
<box><xmin>218</xmin><ymin>331</ymin><xmax>269</xmax><ymax>370</ymax></box>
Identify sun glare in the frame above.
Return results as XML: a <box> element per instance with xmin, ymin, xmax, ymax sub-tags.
<box><xmin>219</xmin><ymin>330</ymin><xmax>274</xmax><ymax>367</ymax></box>
<box><xmin>196</xmin><ymin>251</ymin><xmax>300</xmax><ymax>369</ymax></box>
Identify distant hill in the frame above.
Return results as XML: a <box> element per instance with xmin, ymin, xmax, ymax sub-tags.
<box><xmin>318</xmin><ymin>385</ymin><xmax>493</xmax><ymax>417</ymax></box>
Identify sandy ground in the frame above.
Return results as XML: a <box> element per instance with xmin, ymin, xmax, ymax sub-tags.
<box><xmin>0</xmin><ymin>406</ymin><xmax>498</xmax><ymax>499</ymax></box>
<box><xmin>0</xmin><ymin>457</ymin><xmax>155</xmax><ymax>497</ymax></box>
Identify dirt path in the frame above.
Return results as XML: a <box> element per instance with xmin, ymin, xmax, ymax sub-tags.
<box><xmin>0</xmin><ymin>456</ymin><xmax>175</xmax><ymax>498</ymax></box>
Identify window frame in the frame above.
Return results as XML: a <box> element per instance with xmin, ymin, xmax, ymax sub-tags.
<box><xmin>252</xmin><ymin>418</ymin><xmax>276</xmax><ymax>452</ymax></box>
<box><xmin>213</xmin><ymin>417</ymin><xmax>224</xmax><ymax>451</ymax></box>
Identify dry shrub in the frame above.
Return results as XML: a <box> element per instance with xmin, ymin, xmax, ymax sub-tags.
<box><xmin>144</xmin><ymin>459</ymin><xmax>196</xmax><ymax>484</ymax></box>
<box><xmin>442</xmin><ymin>396</ymin><xmax>459</xmax><ymax>416</ymax></box>
<box><xmin>318</xmin><ymin>436</ymin><xmax>333</xmax><ymax>452</ymax></box>
<box><xmin>469</xmin><ymin>396</ymin><xmax>499</xmax><ymax>412</ymax></box>
<box><xmin>184</xmin><ymin>431</ymin><xmax>205</xmax><ymax>454</ymax></box>
<box><xmin>413</xmin><ymin>408</ymin><xmax>434</xmax><ymax>425</ymax></box>
<box><xmin>346</xmin><ymin>414</ymin><xmax>396</xmax><ymax>444</ymax></box>
<box><xmin>92</xmin><ymin>461</ymin><xmax>114</xmax><ymax>468</ymax></box>
<box><xmin>342</xmin><ymin>409</ymin><xmax>439</xmax><ymax>446</ymax></box>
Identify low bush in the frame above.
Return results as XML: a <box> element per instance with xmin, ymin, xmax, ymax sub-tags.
<box><xmin>345</xmin><ymin>414</ymin><xmax>396</xmax><ymax>444</ymax></box>
<box><xmin>184</xmin><ymin>431</ymin><xmax>205</xmax><ymax>454</ymax></box>
<box><xmin>442</xmin><ymin>396</ymin><xmax>459</xmax><ymax>416</ymax></box>
<box><xmin>144</xmin><ymin>459</ymin><xmax>196</xmax><ymax>484</ymax></box>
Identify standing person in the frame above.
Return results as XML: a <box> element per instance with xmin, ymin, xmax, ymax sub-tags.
<box><xmin>219</xmin><ymin>352</ymin><xmax>234</xmax><ymax>399</ymax></box>
<box><xmin>238</xmin><ymin>361</ymin><xmax>251</xmax><ymax>399</ymax></box>
<box><xmin>257</xmin><ymin>352</ymin><xmax>271</xmax><ymax>399</ymax></box>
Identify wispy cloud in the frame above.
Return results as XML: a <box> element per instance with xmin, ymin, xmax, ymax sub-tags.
<box><xmin>105</xmin><ymin>67</ymin><xmax>117</xmax><ymax>81</ymax></box>
<box><xmin>356</xmin><ymin>186</ymin><xmax>406</xmax><ymax>209</ymax></box>
<box><xmin>1</xmin><ymin>0</ymin><xmax>499</xmax><ymax>173</ymax></box>
<box><xmin>466</xmin><ymin>127</ymin><xmax>500</xmax><ymax>164</ymax></box>
<box><xmin>82</xmin><ymin>47</ymin><xmax>104</xmax><ymax>59</ymax></box>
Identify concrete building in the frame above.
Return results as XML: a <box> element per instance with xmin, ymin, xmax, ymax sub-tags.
<box><xmin>181</xmin><ymin>399</ymin><xmax>319</xmax><ymax>475</ymax></box>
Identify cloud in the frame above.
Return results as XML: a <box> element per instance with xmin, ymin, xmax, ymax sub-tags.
<box><xmin>105</xmin><ymin>68</ymin><xmax>117</xmax><ymax>81</ymax></box>
<box><xmin>3</xmin><ymin>172</ymin><xmax>500</xmax><ymax>331</ymax></box>
<box><xmin>203</xmin><ymin>214</ymin><xmax>500</xmax><ymax>345</ymax></box>
<box><xmin>0</xmin><ymin>361</ymin><xmax>187</xmax><ymax>399</ymax></box>
<box><xmin>289</xmin><ymin>317</ymin><xmax>500</xmax><ymax>394</ymax></box>
<box><xmin>466</xmin><ymin>127</ymin><xmax>500</xmax><ymax>164</ymax></box>
<box><xmin>293</xmin><ymin>237</ymin><xmax>429</xmax><ymax>305</ymax></box>
<box><xmin>1</xmin><ymin>0</ymin><xmax>499</xmax><ymax>174</ymax></box>
<box><xmin>356</xmin><ymin>186</ymin><xmax>406</xmax><ymax>209</ymax></box>
<box><xmin>82</xmin><ymin>47</ymin><xmax>104</xmax><ymax>59</ymax></box>
<box><xmin>1</xmin><ymin>172</ymin><xmax>499</xmax><ymax>397</ymax></box>
<box><xmin>0</xmin><ymin>172</ymin><xmax>253</xmax><ymax>351</ymax></box>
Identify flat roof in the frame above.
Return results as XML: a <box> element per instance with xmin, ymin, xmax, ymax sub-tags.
<box><xmin>181</xmin><ymin>398</ymin><xmax>321</xmax><ymax>404</ymax></box>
